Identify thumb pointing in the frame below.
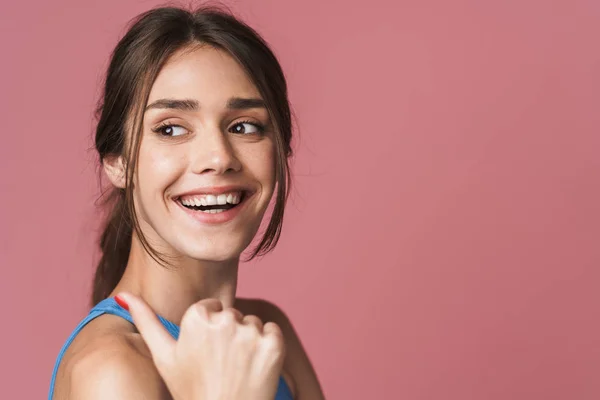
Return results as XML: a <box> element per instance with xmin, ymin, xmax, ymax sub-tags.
<box><xmin>116</xmin><ymin>292</ymin><xmax>176</xmax><ymax>371</ymax></box>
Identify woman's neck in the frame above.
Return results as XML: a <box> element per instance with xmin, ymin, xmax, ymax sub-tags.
<box><xmin>110</xmin><ymin>234</ymin><xmax>239</xmax><ymax>326</ymax></box>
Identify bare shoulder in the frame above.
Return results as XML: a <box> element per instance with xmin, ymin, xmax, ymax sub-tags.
<box><xmin>235</xmin><ymin>298</ymin><xmax>326</xmax><ymax>400</ymax></box>
<box><xmin>53</xmin><ymin>314</ymin><xmax>171</xmax><ymax>400</ymax></box>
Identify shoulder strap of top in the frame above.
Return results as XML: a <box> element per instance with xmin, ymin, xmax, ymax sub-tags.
<box><xmin>94</xmin><ymin>297</ymin><xmax>181</xmax><ymax>338</ymax></box>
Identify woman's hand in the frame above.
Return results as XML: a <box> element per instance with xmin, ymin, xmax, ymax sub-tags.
<box><xmin>116</xmin><ymin>292</ymin><xmax>286</xmax><ymax>400</ymax></box>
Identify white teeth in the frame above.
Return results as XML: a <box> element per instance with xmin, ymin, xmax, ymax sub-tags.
<box><xmin>179</xmin><ymin>191</ymin><xmax>245</xmax><ymax>207</ymax></box>
<box><xmin>201</xmin><ymin>209</ymin><xmax>225</xmax><ymax>214</ymax></box>
<box><xmin>217</xmin><ymin>194</ymin><xmax>228</xmax><ymax>205</ymax></box>
<box><xmin>205</xmin><ymin>195</ymin><xmax>217</xmax><ymax>205</ymax></box>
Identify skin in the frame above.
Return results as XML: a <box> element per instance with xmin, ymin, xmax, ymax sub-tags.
<box><xmin>52</xmin><ymin>45</ymin><xmax>325</xmax><ymax>399</ymax></box>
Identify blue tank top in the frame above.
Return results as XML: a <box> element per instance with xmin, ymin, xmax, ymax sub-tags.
<box><xmin>48</xmin><ymin>297</ymin><xmax>293</xmax><ymax>400</ymax></box>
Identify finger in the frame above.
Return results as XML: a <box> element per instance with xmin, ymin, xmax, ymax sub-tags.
<box><xmin>193</xmin><ymin>298</ymin><xmax>224</xmax><ymax>319</ymax></box>
<box><xmin>241</xmin><ymin>314</ymin><xmax>264</xmax><ymax>331</ymax></box>
<box><xmin>117</xmin><ymin>292</ymin><xmax>176</xmax><ymax>370</ymax></box>
<box><xmin>257</xmin><ymin>322</ymin><xmax>286</xmax><ymax>368</ymax></box>
<box><xmin>262</xmin><ymin>321</ymin><xmax>283</xmax><ymax>337</ymax></box>
<box><xmin>179</xmin><ymin>298</ymin><xmax>225</xmax><ymax>341</ymax></box>
<box><xmin>222</xmin><ymin>307</ymin><xmax>244</xmax><ymax>322</ymax></box>
<box><xmin>209</xmin><ymin>307</ymin><xmax>245</xmax><ymax>327</ymax></box>
<box><xmin>262</xmin><ymin>322</ymin><xmax>285</xmax><ymax>354</ymax></box>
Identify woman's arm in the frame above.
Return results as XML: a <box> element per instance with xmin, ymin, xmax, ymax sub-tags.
<box><xmin>66</xmin><ymin>336</ymin><xmax>172</xmax><ymax>400</ymax></box>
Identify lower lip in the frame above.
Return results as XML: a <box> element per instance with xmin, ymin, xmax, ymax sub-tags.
<box><xmin>174</xmin><ymin>193</ymin><xmax>252</xmax><ymax>225</ymax></box>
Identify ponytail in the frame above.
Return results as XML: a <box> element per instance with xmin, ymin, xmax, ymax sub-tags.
<box><xmin>91</xmin><ymin>189</ymin><xmax>132</xmax><ymax>306</ymax></box>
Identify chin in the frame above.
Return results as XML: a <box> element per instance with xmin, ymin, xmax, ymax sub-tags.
<box><xmin>177</xmin><ymin>237</ymin><xmax>250</xmax><ymax>263</ymax></box>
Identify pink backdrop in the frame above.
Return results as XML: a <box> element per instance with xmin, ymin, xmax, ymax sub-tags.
<box><xmin>1</xmin><ymin>0</ymin><xmax>599</xmax><ymax>398</ymax></box>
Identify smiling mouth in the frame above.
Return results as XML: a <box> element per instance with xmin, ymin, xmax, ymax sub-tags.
<box><xmin>176</xmin><ymin>191</ymin><xmax>248</xmax><ymax>214</ymax></box>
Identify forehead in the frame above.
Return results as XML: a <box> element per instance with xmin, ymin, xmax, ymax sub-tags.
<box><xmin>147</xmin><ymin>45</ymin><xmax>260</xmax><ymax>105</ymax></box>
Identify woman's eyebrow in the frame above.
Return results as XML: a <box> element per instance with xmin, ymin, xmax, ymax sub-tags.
<box><xmin>145</xmin><ymin>98</ymin><xmax>199</xmax><ymax>112</ymax></box>
<box><xmin>144</xmin><ymin>97</ymin><xmax>266</xmax><ymax>112</ymax></box>
<box><xmin>227</xmin><ymin>97</ymin><xmax>266</xmax><ymax>109</ymax></box>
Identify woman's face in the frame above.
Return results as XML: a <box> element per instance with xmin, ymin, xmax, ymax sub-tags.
<box><xmin>115</xmin><ymin>45</ymin><xmax>276</xmax><ymax>262</ymax></box>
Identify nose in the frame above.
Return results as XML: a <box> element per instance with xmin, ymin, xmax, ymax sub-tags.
<box><xmin>189</xmin><ymin>124</ymin><xmax>242</xmax><ymax>175</ymax></box>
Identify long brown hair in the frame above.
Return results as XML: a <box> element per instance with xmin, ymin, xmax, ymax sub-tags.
<box><xmin>91</xmin><ymin>5</ymin><xmax>293</xmax><ymax>307</ymax></box>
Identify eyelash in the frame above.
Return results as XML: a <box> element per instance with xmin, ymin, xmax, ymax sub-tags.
<box><xmin>151</xmin><ymin>120</ymin><xmax>266</xmax><ymax>137</ymax></box>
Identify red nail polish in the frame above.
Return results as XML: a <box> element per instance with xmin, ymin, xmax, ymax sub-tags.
<box><xmin>114</xmin><ymin>295</ymin><xmax>129</xmax><ymax>311</ymax></box>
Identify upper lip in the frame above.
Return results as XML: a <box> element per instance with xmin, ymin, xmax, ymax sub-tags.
<box><xmin>174</xmin><ymin>185</ymin><xmax>254</xmax><ymax>199</ymax></box>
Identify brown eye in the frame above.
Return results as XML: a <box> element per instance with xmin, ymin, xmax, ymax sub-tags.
<box><xmin>152</xmin><ymin>124</ymin><xmax>187</xmax><ymax>137</ymax></box>
<box><xmin>229</xmin><ymin>121</ymin><xmax>265</xmax><ymax>135</ymax></box>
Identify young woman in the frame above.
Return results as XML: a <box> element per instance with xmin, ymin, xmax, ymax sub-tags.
<box><xmin>48</xmin><ymin>5</ymin><xmax>324</xmax><ymax>400</ymax></box>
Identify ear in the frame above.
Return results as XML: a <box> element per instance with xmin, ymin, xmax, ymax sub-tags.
<box><xmin>103</xmin><ymin>154</ymin><xmax>127</xmax><ymax>189</ymax></box>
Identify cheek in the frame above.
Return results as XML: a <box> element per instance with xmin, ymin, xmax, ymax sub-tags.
<box><xmin>138</xmin><ymin>146</ymin><xmax>186</xmax><ymax>195</ymax></box>
<box><xmin>247</xmin><ymin>141</ymin><xmax>276</xmax><ymax>187</ymax></box>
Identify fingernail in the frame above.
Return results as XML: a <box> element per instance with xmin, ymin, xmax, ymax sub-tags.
<box><xmin>114</xmin><ymin>294</ymin><xmax>129</xmax><ymax>311</ymax></box>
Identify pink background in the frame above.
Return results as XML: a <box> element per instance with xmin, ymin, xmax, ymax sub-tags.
<box><xmin>1</xmin><ymin>0</ymin><xmax>599</xmax><ymax>398</ymax></box>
